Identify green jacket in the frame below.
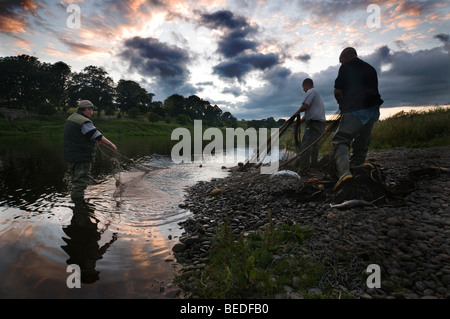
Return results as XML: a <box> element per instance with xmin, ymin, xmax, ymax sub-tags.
<box><xmin>63</xmin><ymin>112</ymin><xmax>96</xmax><ymax>163</ymax></box>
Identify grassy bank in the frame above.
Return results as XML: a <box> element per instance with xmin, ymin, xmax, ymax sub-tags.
<box><xmin>280</xmin><ymin>106</ymin><xmax>450</xmax><ymax>152</ymax></box>
<box><xmin>0</xmin><ymin>114</ymin><xmax>189</xmax><ymax>138</ymax></box>
<box><xmin>1</xmin><ymin>107</ymin><xmax>449</xmax><ymax>149</ymax></box>
<box><xmin>175</xmin><ymin>212</ymin><xmax>333</xmax><ymax>299</ymax></box>
<box><xmin>370</xmin><ymin>107</ymin><xmax>450</xmax><ymax>149</ymax></box>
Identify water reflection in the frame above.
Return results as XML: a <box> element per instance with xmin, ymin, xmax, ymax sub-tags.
<box><xmin>0</xmin><ymin>136</ymin><xmax>232</xmax><ymax>298</ymax></box>
<box><xmin>61</xmin><ymin>202</ymin><xmax>118</xmax><ymax>284</ymax></box>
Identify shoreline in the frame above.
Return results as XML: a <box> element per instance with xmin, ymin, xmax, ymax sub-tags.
<box><xmin>172</xmin><ymin>146</ymin><xmax>450</xmax><ymax>299</ymax></box>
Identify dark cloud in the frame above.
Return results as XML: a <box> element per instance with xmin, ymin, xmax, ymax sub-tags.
<box><xmin>200</xmin><ymin>10</ymin><xmax>258</xmax><ymax>58</ymax></box>
<box><xmin>218</xmin><ymin>30</ymin><xmax>258</xmax><ymax>58</ymax></box>
<box><xmin>119</xmin><ymin>36</ymin><xmax>195</xmax><ymax>98</ymax></box>
<box><xmin>213</xmin><ymin>53</ymin><xmax>280</xmax><ymax>80</ymax></box>
<box><xmin>222</xmin><ymin>86</ymin><xmax>243</xmax><ymax>97</ymax></box>
<box><xmin>199</xmin><ymin>10</ymin><xmax>250</xmax><ymax>30</ymax></box>
<box><xmin>394</xmin><ymin>40</ymin><xmax>408</xmax><ymax>50</ymax></box>
<box><xmin>370</xmin><ymin>42</ymin><xmax>450</xmax><ymax>107</ymax></box>
<box><xmin>434</xmin><ymin>33</ymin><xmax>450</xmax><ymax>52</ymax></box>
<box><xmin>434</xmin><ymin>33</ymin><xmax>449</xmax><ymax>43</ymax></box>
<box><xmin>296</xmin><ymin>54</ymin><xmax>311</xmax><ymax>63</ymax></box>
<box><xmin>213</xmin><ymin>60</ymin><xmax>253</xmax><ymax>80</ymax></box>
<box><xmin>199</xmin><ymin>9</ymin><xmax>281</xmax><ymax>81</ymax></box>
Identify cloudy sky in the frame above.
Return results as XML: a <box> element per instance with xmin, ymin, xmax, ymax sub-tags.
<box><xmin>1</xmin><ymin>0</ymin><xmax>449</xmax><ymax>120</ymax></box>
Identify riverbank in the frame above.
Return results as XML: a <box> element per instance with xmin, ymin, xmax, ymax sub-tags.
<box><xmin>1</xmin><ymin>107</ymin><xmax>449</xmax><ymax>149</ymax></box>
<box><xmin>173</xmin><ymin>146</ymin><xmax>450</xmax><ymax>299</ymax></box>
<box><xmin>0</xmin><ymin>114</ymin><xmax>184</xmax><ymax>138</ymax></box>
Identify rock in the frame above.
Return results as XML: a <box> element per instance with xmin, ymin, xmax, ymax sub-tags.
<box><xmin>308</xmin><ymin>288</ymin><xmax>323</xmax><ymax>296</ymax></box>
<box><xmin>386</xmin><ymin>217</ymin><xmax>402</xmax><ymax>225</ymax></box>
<box><xmin>172</xmin><ymin>243</ymin><xmax>187</xmax><ymax>253</ymax></box>
<box><xmin>387</xmin><ymin>229</ymin><xmax>400</xmax><ymax>238</ymax></box>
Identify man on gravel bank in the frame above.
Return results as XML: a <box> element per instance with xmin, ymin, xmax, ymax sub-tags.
<box><xmin>63</xmin><ymin>100</ymin><xmax>117</xmax><ymax>202</ymax></box>
<box><xmin>332</xmin><ymin>47</ymin><xmax>383</xmax><ymax>190</ymax></box>
<box><xmin>294</xmin><ymin>78</ymin><xmax>326</xmax><ymax>176</ymax></box>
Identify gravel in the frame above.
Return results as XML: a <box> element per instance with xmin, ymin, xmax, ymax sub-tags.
<box><xmin>173</xmin><ymin>146</ymin><xmax>450</xmax><ymax>299</ymax></box>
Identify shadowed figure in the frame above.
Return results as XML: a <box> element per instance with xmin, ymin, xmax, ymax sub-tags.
<box><xmin>61</xmin><ymin>202</ymin><xmax>118</xmax><ymax>284</ymax></box>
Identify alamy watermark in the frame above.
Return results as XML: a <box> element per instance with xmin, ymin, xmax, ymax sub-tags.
<box><xmin>367</xmin><ymin>4</ymin><xmax>381</xmax><ymax>29</ymax></box>
<box><xmin>66</xmin><ymin>4</ymin><xmax>81</xmax><ymax>29</ymax></box>
<box><xmin>366</xmin><ymin>264</ymin><xmax>381</xmax><ymax>289</ymax></box>
<box><xmin>66</xmin><ymin>264</ymin><xmax>81</xmax><ymax>289</ymax></box>
<box><xmin>171</xmin><ymin>120</ymin><xmax>280</xmax><ymax>174</ymax></box>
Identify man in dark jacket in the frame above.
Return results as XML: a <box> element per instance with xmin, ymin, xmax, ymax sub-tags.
<box><xmin>332</xmin><ymin>47</ymin><xmax>383</xmax><ymax>190</ymax></box>
<box><xmin>63</xmin><ymin>100</ymin><xmax>117</xmax><ymax>202</ymax></box>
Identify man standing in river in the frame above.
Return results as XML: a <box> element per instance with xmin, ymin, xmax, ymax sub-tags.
<box><xmin>63</xmin><ymin>100</ymin><xmax>117</xmax><ymax>202</ymax></box>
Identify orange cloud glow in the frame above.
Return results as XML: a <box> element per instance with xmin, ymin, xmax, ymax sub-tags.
<box><xmin>397</xmin><ymin>18</ymin><xmax>421</xmax><ymax>31</ymax></box>
<box><xmin>0</xmin><ymin>16</ymin><xmax>27</xmax><ymax>33</ymax></box>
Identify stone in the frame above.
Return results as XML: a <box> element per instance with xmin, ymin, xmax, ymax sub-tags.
<box><xmin>172</xmin><ymin>243</ymin><xmax>187</xmax><ymax>253</ymax></box>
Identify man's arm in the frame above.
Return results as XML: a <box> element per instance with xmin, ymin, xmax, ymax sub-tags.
<box><xmin>98</xmin><ymin>136</ymin><xmax>117</xmax><ymax>151</ymax></box>
<box><xmin>334</xmin><ymin>89</ymin><xmax>344</xmax><ymax>110</ymax></box>
<box><xmin>81</xmin><ymin>122</ymin><xmax>117</xmax><ymax>151</ymax></box>
<box><xmin>294</xmin><ymin>103</ymin><xmax>309</xmax><ymax>116</ymax></box>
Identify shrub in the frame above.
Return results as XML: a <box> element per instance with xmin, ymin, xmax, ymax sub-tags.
<box><xmin>176</xmin><ymin>114</ymin><xmax>191</xmax><ymax>125</ymax></box>
<box><xmin>38</xmin><ymin>102</ymin><xmax>56</xmax><ymax>116</ymax></box>
<box><xmin>127</xmin><ymin>107</ymin><xmax>139</xmax><ymax>119</ymax></box>
<box><xmin>148</xmin><ymin>112</ymin><xmax>162</xmax><ymax>123</ymax></box>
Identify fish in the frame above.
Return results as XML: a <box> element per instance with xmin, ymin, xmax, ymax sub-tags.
<box><xmin>329</xmin><ymin>199</ymin><xmax>373</xmax><ymax>210</ymax></box>
<box><xmin>271</xmin><ymin>170</ymin><xmax>301</xmax><ymax>180</ymax></box>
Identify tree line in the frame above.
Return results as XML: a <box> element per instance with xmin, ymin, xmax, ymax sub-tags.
<box><xmin>0</xmin><ymin>54</ymin><xmax>239</xmax><ymax>127</ymax></box>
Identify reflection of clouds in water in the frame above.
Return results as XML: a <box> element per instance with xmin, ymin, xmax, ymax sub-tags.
<box><xmin>0</xmin><ymin>153</ymin><xmax>231</xmax><ymax>297</ymax></box>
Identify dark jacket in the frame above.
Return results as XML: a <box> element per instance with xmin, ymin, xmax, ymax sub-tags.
<box><xmin>334</xmin><ymin>58</ymin><xmax>383</xmax><ymax>113</ymax></box>
<box><xmin>63</xmin><ymin>112</ymin><xmax>96</xmax><ymax>163</ymax></box>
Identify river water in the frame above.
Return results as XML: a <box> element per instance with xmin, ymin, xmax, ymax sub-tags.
<box><xmin>0</xmin><ymin>136</ymin><xmax>235</xmax><ymax>298</ymax></box>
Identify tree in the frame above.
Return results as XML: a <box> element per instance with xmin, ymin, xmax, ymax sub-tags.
<box><xmin>220</xmin><ymin>111</ymin><xmax>238</xmax><ymax>128</ymax></box>
<box><xmin>50</xmin><ymin>61</ymin><xmax>71</xmax><ymax>111</ymax></box>
<box><xmin>116</xmin><ymin>80</ymin><xmax>153</xmax><ymax>115</ymax></box>
<box><xmin>68</xmin><ymin>66</ymin><xmax>115</xmax><ymax>117</ymax></box>
<box><xmin>204</xmin><ymin>104</ymin><xmax>223</xmax><ymax>126</ymax></box>
<box><xmin>149</xmin><ymin>101</ymin><xmax>166</xmax><ymax>117</ymax></box>
<box><xmin>0</xmin><ymin>55</ymin><xmax>50</xmax><ymax>110</ymax></box>
<box><xmin>164</xmin><ymin>94</ymin><xmax>185</xmax><ymax>117</ymax></box>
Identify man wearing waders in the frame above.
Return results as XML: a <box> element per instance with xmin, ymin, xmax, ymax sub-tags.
<box><xmin>63</xmin><ymin>100</ymin><xmax>117</xmax><ymax>202</ymax></box>
<box><xmin>332</xmin><ymin>47</ymin><xmax>383</xmax><ymax>190</ymax></box>
<box><xmin>294</xmin><ymin>78</ymin><xmax>326</xmax><ymax>176</ymax></box>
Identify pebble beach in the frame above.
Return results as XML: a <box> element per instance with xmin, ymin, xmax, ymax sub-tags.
<box><xmin>173</xmin><ymin>146</ymin><xmax>450</xmax><ymax>299</ymax></box>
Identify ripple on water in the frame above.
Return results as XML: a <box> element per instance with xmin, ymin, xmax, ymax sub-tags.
<box><xmin>0</xmin><ymin>157</ymin><xmax>229</xmax><ymax>298</ymax></box>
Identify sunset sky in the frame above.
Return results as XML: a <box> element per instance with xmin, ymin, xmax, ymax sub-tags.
<box><xmin>1</xmin><ymin>0</ymin><xmax>449</xmax><ymax>119</ymax></box>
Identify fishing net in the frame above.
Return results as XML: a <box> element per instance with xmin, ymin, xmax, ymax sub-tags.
<box><xmin>96</xmin><ymin>145</ymin><xmax>168</xmax><ymax>200</ymax></box>
<box><xmin>238</xmin><ymin>113</ymin><xmax>342</xmax><ymax>176</ymax></box>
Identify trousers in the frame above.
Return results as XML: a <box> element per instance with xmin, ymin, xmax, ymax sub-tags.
<box><xmin>67</xmin><ymin>162</ymin><xmax>92</xmax><ymax>201</ymax></box>
<box><xmin>299</xmin><ymin>120</ymin><xmax>326</xmax><ymax>174</ymax></box>
<box><xmin>332</xmin><ymin>112</ymin><xmax>376</xmax><ymax>179</ymax></box>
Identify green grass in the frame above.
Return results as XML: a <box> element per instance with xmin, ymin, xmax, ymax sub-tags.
<box><xmin>0</xmin><ymin>115</ymin><xmax>191</xmax><ymax>138</ymax></box>
<box><xmin>370</xmin><ymin>107</ymin><xmax>450</xmax><ymax>149</ymax></box>
<box><xmin>2</xmin><ymin>107</ymin><xmax>448</xmax><ymax>148</ymax></box>
<box><xmin>175</xmin><ymin>212</ymin><xmax>329</xmax><ymax>299</ymax></box>
<box><xmin>0</xmin><ymin>116</ymin><xmax>66</xmax><ymax>136</ymax></box>
<box><xmin>279</xmin><ymin>106</ymin><xmax>450</xmax><ymax>152</ymax></box>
